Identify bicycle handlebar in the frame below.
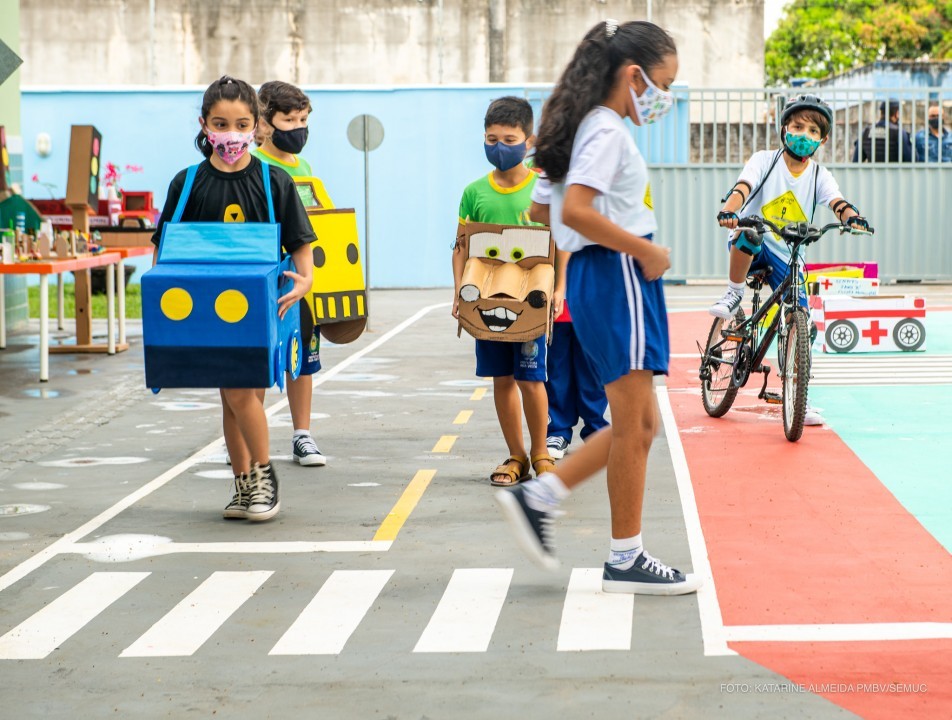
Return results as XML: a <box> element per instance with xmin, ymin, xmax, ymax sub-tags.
<box><xmin>737</xmin><ymin>215</ymin><xmax>875</xmax><ymax>243</ymax></box>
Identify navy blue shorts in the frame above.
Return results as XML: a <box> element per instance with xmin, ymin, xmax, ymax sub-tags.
<box><xmin>566</xmin><ymin>241</ymin><xmax>669</xmax><ymax>386</ymax></box>
<box><xmin>475</xmin><ymin>335</ymin><xmax>548</xmax><ymax>382</ymax></box>
<box><xmin>729</xmin><ymin>238</ymin><xmax>808</xmax><ymax>308</ymax></box>
<box><xmin>300</xmin><ymin>327</ymin><xmax>322</xmax><ymax>376</ymax></box>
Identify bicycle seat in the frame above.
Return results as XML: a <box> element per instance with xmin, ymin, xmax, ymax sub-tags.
<box><xmin>747</xmin><ymin>267</ymin><xmax>772</xmax><ymax>287</ymax></box>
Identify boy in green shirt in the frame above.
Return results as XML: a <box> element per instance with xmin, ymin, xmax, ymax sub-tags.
<box><xmin>253</xmin><ymin>81</ymin><xmax>325</xmax><ymax>467</ymax></box>
<box><xmin>452</xmin><ymin>96</ymin><xmax>555</xmax><ymax>486</ymax></box>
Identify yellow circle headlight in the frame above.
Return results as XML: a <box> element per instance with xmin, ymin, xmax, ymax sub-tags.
<box><xmin>215</xmin><ymin>290</ymin><xmax>249</xmax><ymax>323</ymax></box>
<box><xmin>160</xmin><ymin>288</ymin><xmax>193</xmax><ymax>321</ymax></box>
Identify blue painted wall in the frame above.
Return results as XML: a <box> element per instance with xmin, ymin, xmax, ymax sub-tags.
<box><xmin>21</xmin><ymin>85</ymin><xmax>689</xmax><ymax>287</ymax></box>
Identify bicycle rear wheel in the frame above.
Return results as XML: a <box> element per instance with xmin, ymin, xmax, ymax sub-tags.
<box><xmin>782</xmin><ymin>309</ymin><xmax>811</xmax><ymax>442</ymax></box>
<box><xmin>701</xmin><ymin>310</ymin><xmax>745</xmax><ymax>418</ymax></box>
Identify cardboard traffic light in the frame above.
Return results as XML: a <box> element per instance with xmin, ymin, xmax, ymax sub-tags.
<box><xmin>65</xmin><ymin>125</ymin><xmax>102</xmax><ymax>214</ymax></box>
<box><xmin>0</xmin><ymin>125</ymin><xmax>11</xmax><ymax>196</ymax></box>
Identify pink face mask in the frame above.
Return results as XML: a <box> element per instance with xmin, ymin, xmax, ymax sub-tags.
<box><xmin>205</xmin><ymin>129</ymin><xmax>255</xmax><ymax>165</ymax></box>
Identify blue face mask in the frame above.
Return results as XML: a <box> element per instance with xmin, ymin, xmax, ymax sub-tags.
<box><xmin>784</xmin><ymin>131</ymin><xmax>821</xmax><ymax>158</ymax></box>
<box><xmin>484</xmin><ymin>141</ymin><xmax>527</xmax><ymax>171</ymax></box>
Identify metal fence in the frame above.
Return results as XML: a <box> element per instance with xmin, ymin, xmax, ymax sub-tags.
<box><xmin>526</xmin><ymin>85</ymin><xmax>952</xmax><ymax>280</ymax></box>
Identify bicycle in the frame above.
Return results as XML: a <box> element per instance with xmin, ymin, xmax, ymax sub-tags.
<box><xmin>697</xmin><ymin>215</ymin><xmax>874</xmax><ymax>442</ymax></box>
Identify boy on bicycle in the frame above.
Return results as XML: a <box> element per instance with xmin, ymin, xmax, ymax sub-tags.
<box><xmin>709</xmin><ymin>94</ymin><xmax>869</xmax><ymax>424</ymax></box>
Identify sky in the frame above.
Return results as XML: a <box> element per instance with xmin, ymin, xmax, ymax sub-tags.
<box><xmin>764</xmin><ymin>0</ymin><xmax>788</xmax><ymax>39</ymax></box>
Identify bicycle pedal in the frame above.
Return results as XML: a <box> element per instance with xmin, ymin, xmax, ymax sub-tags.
<box><xmin>763</xmin><ymin>392</ymin><xmax>782</xmax><ymax>404</ymax></box>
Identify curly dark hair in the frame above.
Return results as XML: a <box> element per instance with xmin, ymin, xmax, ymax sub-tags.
<box><xmin>534</xmin><ymin>21</ymin><xmax>676</xmax><ymax>183</ymax></box>
<box><xmin>195</xmin><ymin>75</ymin><xmax>259</xmax><ymax>158</ymax></box>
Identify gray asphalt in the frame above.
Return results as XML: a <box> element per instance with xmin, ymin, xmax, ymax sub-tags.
<box><xmin>0</xmin><ymin>287</ymin><xmax>858</xmax><ymax>720</ymax></box>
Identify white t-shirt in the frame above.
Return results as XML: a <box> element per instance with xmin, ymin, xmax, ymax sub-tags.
<box><xmin>537</xmin><ymin>106</ymin><xmax>657</xmax><ymax>252</ymax></box>
<box><xmin>737</xmin><ymin>149</ymin><xmax>842</xmax><ymax>260</ymax></box>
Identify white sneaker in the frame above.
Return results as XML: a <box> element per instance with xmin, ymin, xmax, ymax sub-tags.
<box><xmin>709</xmin><ymin>287</ymin><xmax>745</xmax><ymax>319</ymax></box>
<box><xmin>803</xmin><ymin>406</ymin><xmax>824</xmax><ymax>426</ymax></box>
<box><xmin>545</xmin><ymin>436</ymin><xmax>569</xmax><ymax>460</ymax></box>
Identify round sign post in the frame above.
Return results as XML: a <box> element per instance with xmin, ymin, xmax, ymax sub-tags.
<box><xmin>347</xmin><ymin>114</ymin><xmax>384</xmax><ymax>330</ymax></box>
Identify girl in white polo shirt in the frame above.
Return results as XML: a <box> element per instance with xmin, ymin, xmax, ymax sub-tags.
<box><xmin>496</xmin><ymin>19</ymin><xmax>701</xmax><ymax>595</ymax></box>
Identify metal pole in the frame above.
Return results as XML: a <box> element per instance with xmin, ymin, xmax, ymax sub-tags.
<box><xmin>363</xmin><ymin>116</ymin><xmax>371</xmax><ymax>330</ymax></box>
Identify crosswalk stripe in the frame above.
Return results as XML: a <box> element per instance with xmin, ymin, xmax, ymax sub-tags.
<box><xmin>811</xmin><ymin>354</ymin><xmax>952</xmax><ymax>386</ymax></box>
<box><xmin>557</xmin><ymin>568</ymin><xmax>633</xmax><ymax>652</ymax></box>
<box><xmin>414</xmin><ymin>568</ymin><xmax>513</xmax><ymax>653</ymax></box>
<box><xmin>270</xmin><ymin>570</ymin><xmax>394</xmax><ymax>655</ymax></box>
<box><xmin>120</xmin><ymin>571</ymin><xmax>272</xmax><ymax>657</ymax></box>
<box><xmin>0</xmin><ymin>572</ymin><xmax>149</xmax><ymax>659</ymax></box>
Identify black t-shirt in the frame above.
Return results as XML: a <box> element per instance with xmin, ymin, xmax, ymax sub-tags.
<box><xmin>151</xmin><ymin>156</ymin><xmax>314</xmax><ymax>254</ymax></box>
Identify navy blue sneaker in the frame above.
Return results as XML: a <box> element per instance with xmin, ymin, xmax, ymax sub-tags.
<box><xmin>495</xmin><ymin>485</ymin><xmax>559</xmax><ymax>571</ymax></box>
<box><xmin>602</xmin><ymin>552</ymin><xmax>702</xmax><ymax>595</ymax></box>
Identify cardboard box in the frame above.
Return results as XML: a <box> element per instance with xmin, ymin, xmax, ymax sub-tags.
<box><xmin>457</xmin><ymin>223</ymin><xmax>554</xmax><ymax>343</ymax></box>
<box><xmin>813</xmin><ymin>275</ymin><xmax>880</xmax><ymax>296</ymax></box>
<box><xmin>97</xmin><ymin>227</ymin><xmax>155</xmax><ymax>248</ymax></box>
<box><xmin>65</xmin><ymin>125</ymin><xmax>102</xmax><ymax>211</ymax></box>
<box><xmin>805</xmin><ymin>262</ymin><xmax>878</xmax><ymax>279</ymax></box>
<box><xmin>811</xmin><ymin>295</ymin><xmax>927</xmax><ymax>353</ymax></box>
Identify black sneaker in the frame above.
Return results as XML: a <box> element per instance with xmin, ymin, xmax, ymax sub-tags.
<box><xmin>247</xmin><ymin>462</ymin><xmax>280</xmax><ymax>521</ymax></box>
<box><xmin>709</xmin><ymin>287</ymin><xmax>745</xmax><ymax>319</ymax></box>
<box><xmin>223</xmin><ymin>473</ymin><xmax>250</xmax><ymax>520</ymax></box>
<box><xmin>292</xmin><ymin>434</ymin><xmax>327</xmax><ymax>467</ymax></box>
<box><xmin>546</xmin><ymin>435</ymin><xmax>569</xmax><ymax>460</ymax></box>
<box><xmin>602</xmin><ymin>552</ymin><xmax>702</xmax><ymax>595</ymax></box>
<box><xmin>494</xmin><ymin>484</ymin><xmax>559</xmax><ymax>571</ymax></box>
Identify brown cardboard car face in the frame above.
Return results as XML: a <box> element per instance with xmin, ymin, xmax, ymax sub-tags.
<box><xmin>458</xmin><ymin>223</ymin><xmax>555</xmax><ymax>342</ymax></box>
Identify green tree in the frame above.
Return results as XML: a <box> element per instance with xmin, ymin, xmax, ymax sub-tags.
<box><xmin>766</xmin><ymin>0</ymin><xmax>952</xmax><ymax>85</ymax></box>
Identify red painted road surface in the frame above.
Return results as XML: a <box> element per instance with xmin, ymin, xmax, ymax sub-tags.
<box><xmin>667</xmin><ymin>310</ymin><xmax>952</xmax><ymax>719</ymax></box>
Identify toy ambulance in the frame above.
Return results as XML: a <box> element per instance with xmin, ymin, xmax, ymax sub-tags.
<box><xmin>811</xmin><ymin>295</ymin><xmax>927</xmax><ymax>353</ymax></box>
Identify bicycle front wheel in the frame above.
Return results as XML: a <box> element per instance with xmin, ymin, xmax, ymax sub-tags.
<box><xmin>782</xmin><ymin>309</ymin><xmax>811</xmax><ymax>442</ymax></box>
<box><xmin>701</xmin><ymin>310</ymin><xmax>745</xmax><ymax>418</ymax></box>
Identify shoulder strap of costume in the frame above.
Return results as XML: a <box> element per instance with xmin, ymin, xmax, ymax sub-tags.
<box><xmin>171</xmin><ymin>163</ymin><xmax>200</xmax><ymax>224</ymax></box>
<box><xmin>740</xmin><ymin>148</ymin><xmax>784</xmax><ymax>214</ymax></box>
<box><xmin>261</xmin><ymin>160</ymin><xmax>275</xmax><ymax>224</ymax></box>
<box><xmin>810</xmin><ymin>162</ymin><xmax>820</xmax><ymax>223</ymax></box>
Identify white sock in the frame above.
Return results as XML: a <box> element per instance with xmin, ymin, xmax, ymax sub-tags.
<box><xmin>727</xmin><ymin>280</ymin><xmax>745</xmax><ymax>294</ymax></box>
<box><xmin>522</xmin><ymin>472</ymin><xmax>570</xmax><ymax>512</ymax></box>
<box><xmin>293</xmin><ymin>429</ymin><xmax>310</xmax><ymax>438</ymax></box>
<box><xmin>608</xmin><ymin>534</ymin><xmax>644</xmax><ymax>570</ymax></box>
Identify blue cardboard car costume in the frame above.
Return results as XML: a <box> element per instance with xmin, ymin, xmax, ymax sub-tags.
<box><xmin>143</xmin><ymin>162</ymin><xmax>303</xmax><ymax>391</ymax></box>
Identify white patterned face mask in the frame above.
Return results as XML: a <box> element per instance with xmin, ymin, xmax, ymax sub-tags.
<box><xmin>629</xmin><ymin>66</ymin><xmax>674</xmax><ymax>125</ymax></box>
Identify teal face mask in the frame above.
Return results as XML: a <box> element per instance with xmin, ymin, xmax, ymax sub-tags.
<box><xmin>784</xmin><ymin>131</ymin><xmax>821</xmax><ymax>158</ymax></box>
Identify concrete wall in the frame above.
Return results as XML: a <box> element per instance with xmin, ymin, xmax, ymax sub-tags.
<box><xmin>19</xmin><ymin>0</ymin><xmax>764</xmax><ymax>88</ymax></box>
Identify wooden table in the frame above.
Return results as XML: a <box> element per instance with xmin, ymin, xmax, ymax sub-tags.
<box><xmin>0</xmin><ymin>252</ymin><xmax>122</xmax><ymax>381</ymax></box>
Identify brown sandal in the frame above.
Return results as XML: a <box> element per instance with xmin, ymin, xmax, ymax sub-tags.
<box><xmin>490</xmin><ymin>456</ymin><xmax>530</xmax><ymax>487</ymax></box>
<box><xmin>531</xmin><ymin>454</ymin><xmax>557</xmax><ymax>477</ymax></box>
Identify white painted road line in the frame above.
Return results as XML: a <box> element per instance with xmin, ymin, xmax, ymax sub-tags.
<box><xmin>656</xmin><ymin>386</ymin><xmax>734</xmax><ymax>657</ymax></box>
<box><xmin>724</xmin><ymin>622</ymin><xmax>952</xmax><ymax>643</ymax></box>
<box><xmin>120</xmin><ymin>571</ymin><xmax>273</xmax><ymax>657</ymax></box>
<box><xmin>0</xmin><ymin>303</ymin><xmax>449</xmax><ymax>595</ymax></box>
<box><xmin>414</xmin><ymin>568</ymin><xmax>513</xmax><ymax>653</ymax></box>
<box><xmin>270</xmin><ymin>570</ymin><xmax>394</xmax><ymax>656</ymax></box>
<box><xmin>0</xmin><ymin>572</ymin><xmax>149</xmax><ymax>659</ymax></box>
<box><xmin>557</xmin><ymin>568</ymin><xmax>633</xmax><ymax>652</ymax></box>
<box><xmin>65</xmin><ymin>540</ymin><xmax>393</xmax><ymax>556</ymax></box>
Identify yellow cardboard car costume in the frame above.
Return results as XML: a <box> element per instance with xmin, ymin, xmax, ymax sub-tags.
<box><xmin>457</xmin><ymin>223</ymin><xmax>555</xmax><ymax>343</ymax></box>
<box><xmin>293</xmin><ymin>177</ymin><xmax>367</xmax><ymax>344</ymax></box>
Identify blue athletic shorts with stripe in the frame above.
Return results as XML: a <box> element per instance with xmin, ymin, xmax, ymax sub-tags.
<box><xmin>475</xmin><ymin>335</ymin><xmax>548</xmax><ymax>382</ymax></box>
<box><xmin>566</xmin><ymin>240</ymin><xmax>669</xmax><ymax>386</ymax></box>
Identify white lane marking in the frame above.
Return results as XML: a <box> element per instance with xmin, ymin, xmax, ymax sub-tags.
<box><xmin>64</xmin><ymin>541</ymin><xmax>392</xmax><ymax>556</ymax></box>
<box><xmin>656</xmin><ymin>386</ymin><xmax>734</xmax><ymax>657</ymax></box>
<box><xmin>0</xmin><ymin>303</ymin><xmax>449</xmax><ymax>595</ymax></box>
<box><xmin>724</xmin><ymin>622</ymin><xmax>952</xmax><ymax>643</ymax></box>
<box><xmin>414</xmin><ymin>568</ymin><xmax>513</xmax><ymax>653</ymax></box>
<box><xmin>270</xmin><ymin>570</ymin><xmax>394</xmax><ymax>655</ymax></box>
<box><xmin>0</xmin><ymin>572</ymin><xmax>149</xmax><ymax>659</ymax></box>
<box><xmin>120</xmin><ymin>571</ymin><xmax>273</xmax><ymax>657</ymax></box>
<box><xmin>556</xmin><ymin>568</ymin><xmax>633</xmax><ymax>652</ymax></box>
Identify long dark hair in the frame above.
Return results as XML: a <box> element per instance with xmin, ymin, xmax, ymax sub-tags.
<box><xmin>195</xmin><ymin>75</ymin><xmax>259</xmax><ymax>158</ymax></box>
<box><xmin>534</xmin><ymin>21</ymin><xmax>676</xmax><ymax>183</ymax></box>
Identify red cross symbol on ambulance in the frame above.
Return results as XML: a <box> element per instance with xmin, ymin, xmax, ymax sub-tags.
<box><xmin>862</xmin><ymin>320</ymin><xmax>888</xmax><ymax>345</ymax></box>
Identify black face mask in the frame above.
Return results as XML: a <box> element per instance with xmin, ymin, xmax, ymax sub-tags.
<box><xmin>929</xmin><ymin>118</ymin><xmax>941</xmax><ymax>130</ymax></box>
<box><xmin>271</xmin><ymin>126</ymin><xmax>309</xmax><ymax>154</ymax></box>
